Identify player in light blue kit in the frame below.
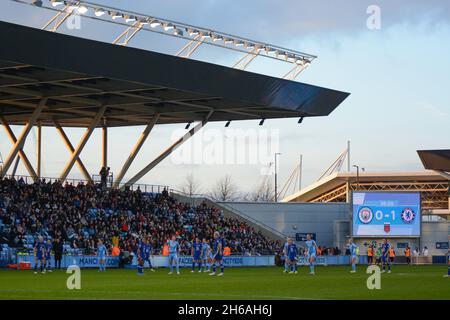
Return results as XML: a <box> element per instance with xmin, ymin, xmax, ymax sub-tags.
<box><xmin>201</xmin><ymin>238</ymin><xmax>211</xmax><ymax>272</ymax></box>
<box><xmin>305</xmin><ymin>234</ymin><xmax>318</xmax><ymax>275</ymax></box>
<box><xmin>97</xmin><ymin>239</ymin><xmax>107</xmax><ymax>272</ymax></box>
<box><xmin>348</xmin><ymin>238</ymin><xmax>358</xmax><ymax>273</ymax></box>
<box><xmin>282</xmin><ymin>237</ymin><xmax>289</xmax><ymax>273</ymax></box>
<box><xmin>168</xmin><ymin>235</ymin><xmax>180</xmax><ymax>275</ymax></box>
<box><xmin>381</xmin><ymin>238</ymin><xmax>391</xmax><ymax>273</ymax></box>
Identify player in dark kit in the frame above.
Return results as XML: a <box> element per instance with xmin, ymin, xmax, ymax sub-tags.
<box><xmin>287</xmin><ymin>238</ymin><xmax>298</xmax><ymax>274</ymax></box>
<box><xmin>144</xmin><ymin>236</ymin><xmax>155</xmax><ymax>272</ymax></box>
<box><xmin>33</xmin><ymin>236</ymin><xmax>46</xmax><ymax>274</ymax></box>
<box><xmin>191</xmin><ymin>237</ymin><xmax>203</xmax><ymax>273</ymax></box>
<box><xmin>44</xmin><ymin>239</ymin><xmax>53</xmax><ymax>272</ymax></box>
<box><xmin>381</xmin><ymin>238</ymin><xmax>391</xmax><ymax>273</ymax></box>
<box><xmin>209</xmin><ymin>231</ymin><xmax>225</xmax><ymax>276</ymax></box>
<box><xmin>137</xmin><ymin>237</ymin><xmax>147</xmax><ymax>275</ymax></box>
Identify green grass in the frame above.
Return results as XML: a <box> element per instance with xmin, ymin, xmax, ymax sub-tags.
<box><xmin>0</xmin><ymin>265</ymin><xmax>448</xmax><ymax>300</ymax></box>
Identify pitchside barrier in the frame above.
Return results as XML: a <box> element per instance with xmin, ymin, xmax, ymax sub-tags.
<box><xmin>13</xmin><ymin>255</ymin><xmax>275</xmax><ymax>269</ymax></box>
<box><xmin>6</xmin><ymin>254</ymin><xmax>447</xmax><ymax>269</ymax></box>
<box><xmin>11</xmin><ymin>254</ymin><xmax>366</xmax><ymax>269</ymax></box>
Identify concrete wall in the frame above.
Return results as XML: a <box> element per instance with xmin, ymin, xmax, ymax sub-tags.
<box><xmin>221</xmin><ymin>202</ymin><xmax>350</xmax><ymax>247</ymax></box>
<box><xmin>421</xmin><ymin>221</ymin><xmax>449</xmax><ymax>255</ymax></box>
<box><xmin>172</xmin><ymin>193</ymin><xmax>449</xmax><ymax>255</ymax></box>
<box><xmin>171</xmin><ymin>193</ymin><xmax>286</xmax><ymax>241</ymax></box>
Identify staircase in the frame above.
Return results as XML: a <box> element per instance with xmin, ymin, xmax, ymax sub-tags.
<box><xmin>170</xmin><ymin>190</ymin><xmax>286</xmax><ymax>242</ymax></box>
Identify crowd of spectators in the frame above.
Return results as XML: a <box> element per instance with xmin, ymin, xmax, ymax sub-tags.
<box><xmin>0</xmin><ymin>177</ymin><xmax>279</xmax><ymax>256</ymax></box>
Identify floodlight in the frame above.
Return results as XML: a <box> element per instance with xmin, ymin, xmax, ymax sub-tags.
<box><xmin>173</xmin><ymin>28</ymin><xmax>183</xmax><ymax>36</ymax></box>
<box><xmin>77</xmin><ymin>5</ymin><xmax>88</xmax><ymax>14</ymax></box>
<box><xmin>94</xmin><ymin>8</ymin><xmax>106</xmax><ymax>17</ymax></box>
<box><xmin>149</xmin><ymin>20</ymin><xmax>161</xmax><ymax>28</ymax></box>
<box><xmin>163</xmin><ymin>23</ymin><xmax>174</xmax><ymax>31</ymax></box>
<box><xmin>50</xmin><ymin>0</ymin><xmax>64</xmax><ymax>7</ymax></box>
<box><xmin>124</xmin><ymin>15</ymin><xmax>136</xmax><ymax>23</ymax></box>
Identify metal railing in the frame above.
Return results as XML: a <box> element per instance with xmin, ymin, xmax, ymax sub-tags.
<box><xmin>217</xmin><ymin>201</ymin><xmax>288</xmax><ymax>239</ymax></box>
<box><xmin>0</xmin><ymin>173</ymin><xmax>169</xmax><ymax>194</ymax></box>
<box><xmin>118</xmin><ymin>183</ymin><xmax>169</xmax><ymax>193</ymax></box>
<box><xmin>2</xmin><ymin>174</ymin><xmax>86</xmax><ymax>186</ymax></box>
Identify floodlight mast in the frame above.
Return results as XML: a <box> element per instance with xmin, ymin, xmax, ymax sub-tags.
<box><xmin>11</xmin><ymin>0</ymin><xmax>317</xmax><ymax>79</ymax></box>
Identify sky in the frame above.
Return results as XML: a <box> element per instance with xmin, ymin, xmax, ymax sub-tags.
<box><xmin>0</xmin><ymin>0</ymin><xmax>449</xmax><ymax>197</ymax></box>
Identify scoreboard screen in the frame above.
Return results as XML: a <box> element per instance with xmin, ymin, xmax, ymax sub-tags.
<box><xmin>352</xmin><ymin>192</ymin><xmax>421</xmax><ymax>237</ymax></box>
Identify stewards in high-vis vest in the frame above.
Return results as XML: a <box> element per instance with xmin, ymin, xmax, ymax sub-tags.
<box><xmin>389</xmin><ymin>247</ymin><xmax>395</xmax><ymax>263</ymax></box>
<box><xmin>112</xmin><ymin>246</ymin><xmax>120</xmax><ymax>257</ymax></box>
<box><xmin>367</xmin><ymin>246</ymin><xmax>374</xmax><ymax>265</ymax></box>
<box><xmin>162</xmin><ymin>243</ymin><xmax>169</xmax><ymax>256</ymax></box>
<box><xmin>223</xmin><ymin>246</ymin><xmax>231</xmax><ymax>257</ymax></box>
<box><xmin>404</xmin><ymin>246</ymin><xmax>411</xmax><ymax>265</ymax></box>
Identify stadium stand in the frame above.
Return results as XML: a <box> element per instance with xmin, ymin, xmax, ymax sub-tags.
<box><xmin>0</xmin><ymin>177</ymin><xmax>279</xmax><ymax>256</ymax></box>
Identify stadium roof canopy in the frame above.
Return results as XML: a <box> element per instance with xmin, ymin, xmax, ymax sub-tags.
<box><xmin>417</xmin><ymin>150</ymin><xmax>450</xmax><ymax>172</ymax></box>
<box><xmin>0</xmin><ymin>21</ymin><xmax>349</xmax><ymax>128</ymax></box>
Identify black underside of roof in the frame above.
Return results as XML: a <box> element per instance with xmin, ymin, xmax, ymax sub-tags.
<box><xmin>417</xmin><ymin>149</ymin><xmax>450</xmax><ymax>171</ymax></box>
<box><xmin>0</xmin><ymin>21</ymin><xmax>350</xmax><ymax>127</ymax></box>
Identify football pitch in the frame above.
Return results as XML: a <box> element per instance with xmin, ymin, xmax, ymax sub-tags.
<box><xmin>0</xmin><ymin>265</ymin><xmax>448</xmax><ymax>300</ymax></box>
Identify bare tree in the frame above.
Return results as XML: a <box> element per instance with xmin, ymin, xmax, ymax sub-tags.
<box><xmin>209</xmin><ymin>174</ymin><xmax>239</xmax><ymax>202</ymax></box>
<box><xmin>179</xmin><ymin>173</ymin><xmax>201</xmax><ymax>197</ymax></box>
<box><xmin>249</xmin><ymin>178</ymin><xmax>275</xmax><ymax>202</ymax></box>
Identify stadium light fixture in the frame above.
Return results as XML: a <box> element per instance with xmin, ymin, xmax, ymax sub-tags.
<box><xmin>287</xmin><ymin>53</ymin><xmax>296</xmax><ymax>61</ymax></box>
<box><xmin>109</xmin><ymin>11</ymin><xmax>122</xmax><ymax>20</ymax></box>
<box><xmin>138</xmin><ymin>17</ymin><xmax>149</xmax><ymax>25</ymax></box>
<box><xmin>163</xmin><ymin>23</ymin><xmax>174</xmax><ymax>31</ymax></box>
<box><xmin>277</xmin><ymin>51</ymin><xmax>287</xmax><ymax>59</ymax></box>
<box><xmin>50</xmin><ymin>0</ymin><xmax>63</xmax><ymax>6</ymax></box>
<box><xmin>173</xmin><ymin>28</ymin><xmax>183</xmax><ymax>36</ymax></box>
<box><xmin>225</xmin><ymin>120</ymin><xmax>231</xmax><ymax>127</ymax></box>
<box><xmin>124</xmin><ymin>15</ymin><xmax>136</xmax><ymax>23</ymax></box>
<box><xmin>245</xmin><ymin>42</ymin><xmax>255</xmax><ymax>50</ymax></box>
<box><xmin>77</xmin><ymin>5</ymin><xmax>88</xmax><ymax>14</ymax></box>
<box><xmin>24</xmin><ymin>0</ymin><xmax>317</xmax><ymax>79</ymax></box>
<box><xmin>187</xmin><ymin>29</ymin><xmax>199</xmax><ymax>36</ymax></box>
<box><xmin>212</xmin><ymin>34</ymin><xmax>223</xmax><ymax>42</ymax></box>
<box><xmin>149</xmin><ymin>19</ymin><xmax>161</xmax><ymax>28</ymax></box>
<box><xmin>259</xmin><ymin>119</ymin><xmax>265</xmax><ymax>126</ymax></box>
<box><xmin>201</xmin><ymin>32</ymin><xmax>211</xmax><ymax>39</ymax></box>
<box><xmin>67</xmin><ymin>2</ymin><xmax>79</xmax><ymax>10</ymax></box>
<box><xmin>32</xmin><ymin>0</ymin><xmax>43</xmax><ymax>6</ymax></box>
<box><xmin>94</xmin><ymin>8</ymin><xmax>106</xmax><ymax>17</ymax></box>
